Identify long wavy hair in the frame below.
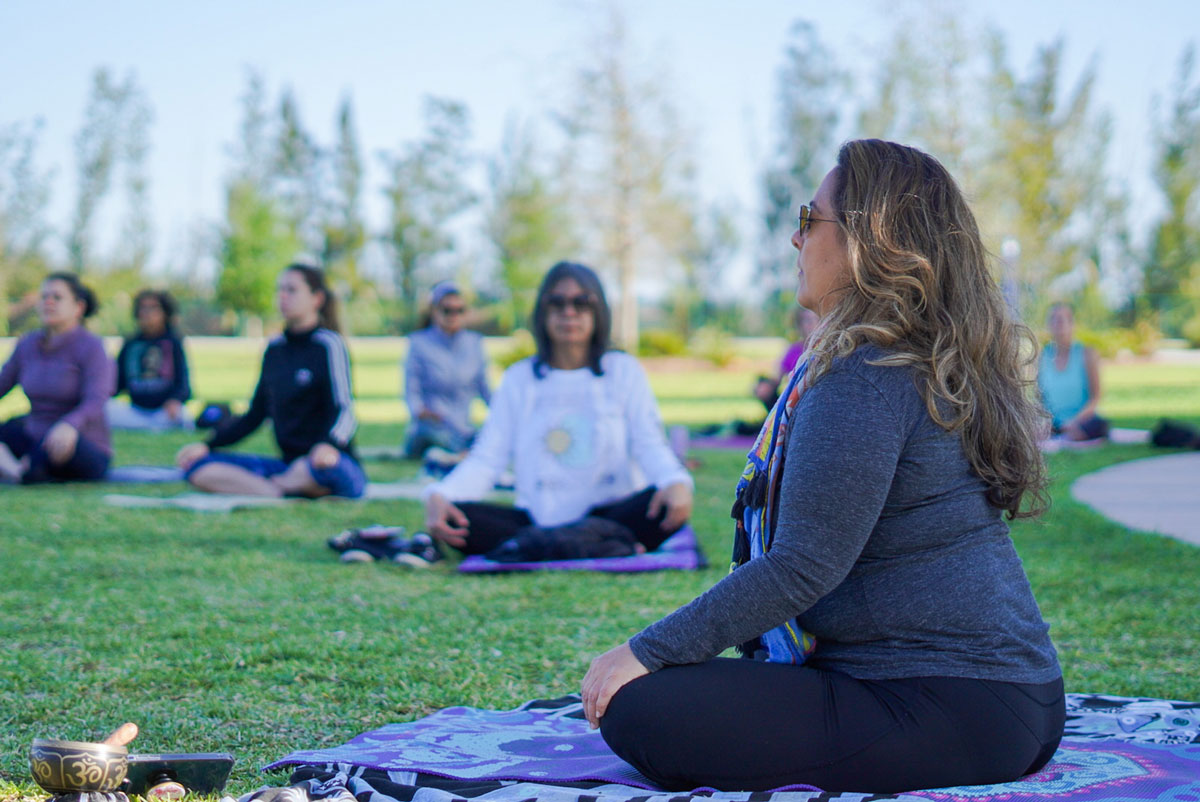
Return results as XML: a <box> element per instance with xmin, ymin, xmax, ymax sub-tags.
<box><xmin>803</xmin><ymin>139</ymin><xmax>1048</xmax><ymax>518</ymax></box>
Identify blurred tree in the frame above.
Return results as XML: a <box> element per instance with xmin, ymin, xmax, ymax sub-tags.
<box><xmin>1145</xmin><ymin>44</ymin><xmax>1200</xmax><ymax>341</ymax></box>
<box><xmin>0</xmin><ymin>120</ymin><xmax>53</xmax><ymax>334</ymax></box>
<box><xmin>216</xmin><ymin>72</ymin><xmax>298</xmax><ymax>333</ymax></box>
<box><xmin>320</xmin><ymin>94</ymin><xmax>367</xmax><ymax>323</ymax></box>
<box><xmin>216</xmin><ymin>180</ymin><xmax>298</xmax><ymax>332</ymax></box>
<box><xmin>117</xmin><ymin>79</ymin><xmax>154</xmax><ymax>274</ymax></box>
<box><xmin>484</xmin><ymin>118</ymin><xmax>577</xmax><ymax>331</ymax></box>
<box><xmin>380</xmin><ymin>96</ymin><xmax>475</xmax><ymax>331</ymax></box>
<box><xmin>858</xmin><ymin>12</ymin><xmax>980</xmax><ymax>179</ymax></box>
<box><xmin>228</xmin><ymin>69</ymin><xmax>273</xmax><ymax>190</ymax></box>
<box><xmin>557</xmin><ymin>4</ymin><xmax>698</xmax><ymax>349</ymax></box>
<box><xmin>983</xmin><ymin>38</ymin><xmax>1124</xmax><ymax>323</ymax></box>
<box><xmin>670</xmin><ymin>201</ymin><xmax>739</xmax><ymax>338</ymax></box>
<box><xmin>759</xmin><ymin>20</ymin><xmax>847</xmax><ymax>334</ymax></box>
<box><xmin>273</xmin><ymin>87</ymin><xmax>322</xmax><ymax>255</ymax></box>
<box><xmin>68</xmin><ymin>68</ymin><xmax>147</xmax><ymax>274</ymax></box>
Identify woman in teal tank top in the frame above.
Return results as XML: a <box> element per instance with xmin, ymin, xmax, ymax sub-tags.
<box><xmin>1038</xmin><ymin>303</ymin><xmax>1109</xmax><ymax>440</ymax></box>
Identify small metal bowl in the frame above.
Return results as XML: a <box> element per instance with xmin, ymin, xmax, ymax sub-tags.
<box><xmin>30</xmin><ymin>738</ymin><xmax>129</xmax><ymax>794</ymax></box>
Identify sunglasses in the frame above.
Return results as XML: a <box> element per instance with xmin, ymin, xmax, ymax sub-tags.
<box><xmin>545</xmin><ymin>293</ymin><xmax>594</xmax><ymax>313</ymax></box>
<box><xmin>797</xmin><ymin>204</ymin><xmax>838</xmax><ymax>236</ymax></box>
<box><xmin>438</xmin><ymin>305</ymin><xmax>466</xmax><ymax>316</ymax></box>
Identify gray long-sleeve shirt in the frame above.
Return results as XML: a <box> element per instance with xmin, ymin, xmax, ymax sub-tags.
<box><xmin>404</xmin><ymin>327</ymin><xmax>491</xmax><ymax>440</ymax></box>
<box><xmin>631</xmin><ymin>345</ymin><xmax>1061</xmax><ymax>684</ymax></box>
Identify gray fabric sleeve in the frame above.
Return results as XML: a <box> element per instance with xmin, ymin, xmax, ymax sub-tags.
<box><xmin>404</xmin><ymin>333</ymin><xmax>426</xmax><ymax>416</ymax></box>
<box><xmin>629</xmin><ymin>366</ymin><xmax>905</xmax><ymax>671</ymax></box>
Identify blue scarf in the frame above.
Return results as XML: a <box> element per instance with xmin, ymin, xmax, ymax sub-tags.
<box><xmin>729</xmin><ymin>361</ymin><xmax>817</xmax><ymax>664</ymax></box>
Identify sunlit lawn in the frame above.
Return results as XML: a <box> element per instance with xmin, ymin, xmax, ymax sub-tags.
<box><xmin>0</xmin><ymin>338</ymin><xmax>1198</xmax><ymax>801</ymax></box>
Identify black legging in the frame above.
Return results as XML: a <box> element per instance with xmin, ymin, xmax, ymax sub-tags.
<box><xmin>451</xmin><ymin>487</ymin><xmax>673</xmax><ymax>555</ymax></box>
<box><xmin>601</xmin><ymin>658</ymin><xmax>1064</xmax><ymax>794</ymax></box>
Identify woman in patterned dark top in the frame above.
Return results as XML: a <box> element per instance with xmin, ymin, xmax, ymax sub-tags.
<box><xmin>107</xmin><ymin>288</ymin><xmax>193</xmax><ymax>431</ymax></box>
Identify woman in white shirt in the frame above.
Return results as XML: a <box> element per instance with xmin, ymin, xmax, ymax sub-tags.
<box><xmin>422</xmin><ymin>261</ymin><xmax>693</xmax><ymax>559</ymax></box>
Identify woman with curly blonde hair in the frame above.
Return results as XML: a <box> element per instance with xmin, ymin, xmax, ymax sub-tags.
<box><xmin>582</xmin><ymin>140</ymin><xmax>1062</xmax><ymax>793</ymax></box>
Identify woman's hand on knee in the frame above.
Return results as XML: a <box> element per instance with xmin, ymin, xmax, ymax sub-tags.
<box><xmin>176</xmin><ymin>442</ymin><xmax>209</xmax><ymax>469</ymax></box>
<box><xmin>648</xmin><ymin>481</ymin><xmax>693</xmax><ymax>532</ymax></box>
<box><xmin>309</xmin><ymin>442</ymin><xmax>340</xmax><ymax>469</ymax></box>
<box><xmin>425</xmin><ymin>492</ymin><xmax>469</xmax><ymax>548</ymax></box>
<box><xmin>44</xmin><ymin>422</ymin><xmax>79</xmax><ymax>465</ymax></box>
<box><xmin>582</xmin><ymin>641</ymin><xmax>649</xmax><ymax>730</ymax></box>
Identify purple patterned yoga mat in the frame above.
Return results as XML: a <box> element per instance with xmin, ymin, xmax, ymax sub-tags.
<box><xmin>265</xmin><ymin>696</ymin><xmax>656</xmax><ymax>788</ymax></box>
<box><xmin>457</xmin><ymin>526</ymin><xmax>706</xmax><ymax>574</ymax></box>
<box><xmin>690</xmin><ymin>434</ymin><xmax>756</xmax><ymax>451</ymax></box>
<box><xmin>263</xmin><ymin>694</ymin><xmax>1200</xmax><ymax>800</ymax></box>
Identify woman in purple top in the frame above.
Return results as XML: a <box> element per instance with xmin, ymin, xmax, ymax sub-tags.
<box><xmin>0</xmin><ymin>273</ymin><xmax>116</xmax><ymax>483</ymax></box>
<box><xmin>753</xmin><ymin>307</ymin><xmax>820</xmax><ymax>411</ymax></box>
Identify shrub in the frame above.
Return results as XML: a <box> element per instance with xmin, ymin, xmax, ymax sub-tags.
<box><xmin>494</xmin><ymin>329</ymin><xmax>536</xmax><ymax>369</ymax></box>
<box><xmin>690</xmin><ymin>325</ymin><xmax>735</xmax><ymax>367</ymax></box>
<box><xmin>1076</xmin><ymin>322</ymin><xmax>1162</xmax><ymax>358</ymax></box>
<box><xmin>637</xmin><ymin>329</ymin><xmax>687</xmax><ymax>357</ymax></box>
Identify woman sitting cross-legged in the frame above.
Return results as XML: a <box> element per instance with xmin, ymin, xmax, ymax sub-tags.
<box><xmin>1038</xmin><ymin>302</ymin><xmax>1109</xmax><ymax>441</ymax></box>
<box><xmin>175</xmin><ymin>263</ymin><xmax>365</xmax><ymax>499</ymax></box>
<box><xmin>417</xmin><ymin>261</ymin><xmax>694</xmax><ymax>565</ymax></box>
<box><xmin>402</xmin><ymin>280</ymin><xmax>491</xmax><ymax>461</ymax></box>
<box><xmin>581</xmin><ymin>140</ymin><xmax>1064</xmax><ymax>794</ymax></box>
<box><xmin>106</xmin><ymin>288</ymin><xmax>193</xmax><ymax>431</ymax></box>
<box><xmin>0</xmin><ymin>272</ymin><xmax>115</xmax><ymax>484</ymax></box>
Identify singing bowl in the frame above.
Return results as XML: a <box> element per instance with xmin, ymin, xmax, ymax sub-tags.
<box><xmin>30</xmin><ymin>738</ymin><xmax>129</xmax><ymax>794</ymax></box>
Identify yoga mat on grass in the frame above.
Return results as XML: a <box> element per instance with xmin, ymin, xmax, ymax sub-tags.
<box><xmin>689</xmin><ymin>433</ymin><xmax>756</xmax><ymax>451</ymax></box>
<box><xmin>104</xmin><ymin>464</ymin><xmax>186</xmax><ymax>483</ymax></box>
<box><xmin>255</xmin><ymin>693</ymin><xmax>1200</xmax><ymax>802</ymax></box>
<box><xmin>457</xmin><ymin>526</ymin><xmax>706</xmax><ymax>573</ymax></box>
<box><xmin>103</xmin><ymin>481</ymin><xmax>513</xmax><ymax>512</ymax></box>
<box><xmin>1040</xmin><ymin>428</ymin><xmax>1151</xmax><ymax>453</ymax></box>
<box><xmin>103</xmin><ymin>481</ymin><xmax>431</xmax><ymax>511</ymax></box>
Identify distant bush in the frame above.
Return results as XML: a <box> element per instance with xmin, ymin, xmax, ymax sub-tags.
<box><xmin>638</xmin><ymin>329</ymin><xmax>687</xmax><ymax>357</ymax></box>
<box><xmin>690</xmin><ymin>325</ymin><xmax>735</xmax><ymax>367</ymax></box>
<box><xmin>494</xmin><ymin>329</ymin><xmax>536</xmax><ymax>369</ymax></box>
<box><xmin>1183</xmin><ymin>317</ymin><xmax>1200</xmax><ymax>349</ymax></box>
<box><xmin>1077</xmin><ymin>322</ymin><xmax>1162</xmax><ymax>358</ymax></box>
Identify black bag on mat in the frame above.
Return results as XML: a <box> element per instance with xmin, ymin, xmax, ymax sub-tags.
<box><xmin>485</xmin><ymin>517</ymin><xmax>639</xmax><ymax>562</ymax></box>
<box><xmin>1151</xmin><ymin>419</ymin><xmax>1200</xmax><ymax>449</ymax></box>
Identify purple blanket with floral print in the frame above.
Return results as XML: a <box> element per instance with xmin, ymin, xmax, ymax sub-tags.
<box><xmin>261</xmin><ymin>693</ymin><xmax>1200</xmax><ymax>801</ymax></box>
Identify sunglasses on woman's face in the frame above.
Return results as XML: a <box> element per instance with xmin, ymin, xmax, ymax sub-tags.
<box><xmin>438</xmin><ymin>305</ymin><xmax>466</xmax><ymax>316</ymax></box>
<box><xmin>797</xmin><ymin>204</ymin><xmax>838</xmax><ymax>236</ymax></box>
<box><xmin>546</xmin><ymin>294</ymin><xmax>594</xmax><ymax>313</ymax></box>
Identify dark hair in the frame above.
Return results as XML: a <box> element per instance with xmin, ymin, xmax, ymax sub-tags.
<box><xmin>530</xmin><ymin>261</ymin><xmax>611</xmax><ymax>377</ymax></box>
<box><xmin>419</xmin><ymin>284</ymin><xmax>463</xmax><ymax>330</ymax></box>
<box><xmin>44</xmin><ymin>272</ymin><xmax>99</xmax><ymax>319</ymax></box>
<box><xmin>132</xmin><ymin>289</ymin><xmax>178</xmax><ymax>328</ymax></box>
<box><xmin>285</xmin><ymin>263</ymin><xmax>339</xmax><ymax>333</ymax></box>
<box><xmin>1046</xmin><ymin>302</ymin><xmax>1074</xmax><ymax>320</ymax></box>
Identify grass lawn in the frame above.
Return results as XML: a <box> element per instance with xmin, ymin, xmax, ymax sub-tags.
<box><xmin>1</xmin><ymin>340</ymin><xmax>1199</xmax><ymax>800</ymax></box>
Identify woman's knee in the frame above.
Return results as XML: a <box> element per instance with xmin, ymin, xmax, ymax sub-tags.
<box><xmin>599</xmin><ymin>674</ymin><xmax>679</xmax><ymax>787</ymax></box>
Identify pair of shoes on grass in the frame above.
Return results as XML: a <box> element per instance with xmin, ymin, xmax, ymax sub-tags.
<box><xmin>327</xmin><ymin>525</ymin><xmax>444</xmax><ymax>567</ymax></box>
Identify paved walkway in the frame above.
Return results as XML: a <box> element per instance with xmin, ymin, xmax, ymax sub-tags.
<box><xmin>1071</xmin><ymin>452</ymin><xmax>1200</xmax><ymax>547</ymax></box>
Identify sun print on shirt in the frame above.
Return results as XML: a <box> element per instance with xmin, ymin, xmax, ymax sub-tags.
<box><xmin>541</xmin><ymin>412</ymin><xmax>595</xmax><ymax>469</ymax></box>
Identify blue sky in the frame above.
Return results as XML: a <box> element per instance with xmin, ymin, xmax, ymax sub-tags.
<box><xmin>2</xmin><ymin>0</ymin><xmax>1197</xmax><ymax>291</ymax></box>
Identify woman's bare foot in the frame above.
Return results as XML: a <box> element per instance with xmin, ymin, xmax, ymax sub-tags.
<box><xmin>0</xmin><ymin>445</ymin><xmax>23</xmax><ymax>482</ymax></box>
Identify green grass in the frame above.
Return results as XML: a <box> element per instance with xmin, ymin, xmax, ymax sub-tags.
<box><xmin>1</xmin><ymin>342</ymin><xmax>1199</xmax><ymax>801</ymax></box>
